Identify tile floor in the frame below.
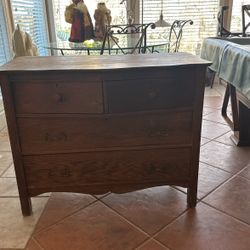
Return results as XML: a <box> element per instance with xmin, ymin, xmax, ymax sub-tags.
<box><xmin>0</xmin><ymin>80</ymin><xmax>250</xmax><ymax>250</ymax></box>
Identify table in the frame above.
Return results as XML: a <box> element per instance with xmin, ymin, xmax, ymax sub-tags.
<box><xmin>201</xmin><ymin>37</ymin><xmax>250</xmax><ymax>146</ymax></box>
<box><xmin>0</xmin><ymin>53</ymin><xmax>209</xmax><ymax>216</ymax></box>
<box><xmin>44</xmin><ymin>40</ymin><xmax>169</xmax><ymax>55</ymax></box>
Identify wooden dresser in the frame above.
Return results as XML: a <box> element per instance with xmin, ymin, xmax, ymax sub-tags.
<box><xmin>0</xmin><ymin>53</ymin><xmax>210</xmax><ymax>216</ymax></box>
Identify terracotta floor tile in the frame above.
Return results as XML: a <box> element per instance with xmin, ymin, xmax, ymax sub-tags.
<box><xmin>0</xmin><ymin>177</ymin><xmax>19</xmax><ymax>197</ymax></box>
<box><xmin>204</xmin><ymin>87</ymin><xmax>221</xmax><ymax>97</ymax></box>
<box><xmin>203</xmin><ymin>96</ymin><xmax>224</xmax><ymax>109</ymax></box>
<box><xmin>0</xmin><ymin>111</ymin><xmax>7</xmax><ymax>131</ymax></box>
<box><xmin>201</xmin><ymin>120</ymin><xmax>230</xmax><ymax>140</ymax></box>
<box><xmin>102</xmin><ymin>186</ymin><xmax>188</xmax><ymax>235</ymax></box>
<box><xmin>197</xmin><ymin>163</ymin><xmax>232</xmax><ymax>199</ymax></box>
<box><xmin>203</xmin><ymin>109</ymin><xmax>230</xmax><ymax>125</ymax></box>
<box><xmin>34</xmin><ymin>201</ymin><xmax>148</xmax><ymax>250</ymax></box>
<box><xmin>2</xmin><ymin>164</ymin><xmax>15</xmax><ymax>177</ymax></box>
<box><xmin>156</xmin><ymin>203</ymin><xmax>250</xmax><ymax>250</ymax></box>
<box><xmin>0</xmin><ymin>152</ymin><xmax>13</xmax><ymax>176</ymax></box>
<box><xmin>0</xmin><ymin>197</ymin><xmax>48</xmax><ymax>249</ymax></box>
<box><xmin>200</xmin><ymin>137</ymin><xmax>210</xmax><ymax>146</ymax></box>
<box><xmin>0</xmin><ymin>136</ymin><xmax>11</xmax><ymax>152</ymax></box>
<box><xmin>25</xmin><ymin>238</ymin><xmax>43</xmax><ymax>250</ymax></box>
<box><xmin>34</xmin><ymin>192</ymin><xmax>96</xmax><ymax>233</ymax></box>
<box><xmin>137</xmin><ymin>239</ymin><xmax>169</xmax><ymax>250</ymax></box>
<box><xmin>200</xmin><ymin>141</ymin><xmax>250</xmax><ymax>173</ymax></box>
<box><xmin>202</xmin><ymin>107</ymin><xmax>217</xmax><ymax>116</ymax></box>
<box><xmin>174</xmin><ymin>162</ymin><xmax>232</xmax><ymax>199</ymax></box>
<box><xmin>239</xmin><ymin>165</ymin><xmax>250</xmax><ymax>180</ymax></box>
<box><xmin>204</xmin><ymin>176</ymin><xmax>250</xmax><ymax>224</ymax></box>
<box><xmin>214</xmin><ymin>131</ymin><xmax>235</xmax><ymax>146</ymax></box>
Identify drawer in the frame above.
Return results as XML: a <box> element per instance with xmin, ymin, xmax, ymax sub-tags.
<box><xmin>13</xmin><ymin>80</ymin><xmax>103</xmax><ymax>114</ymax></box>
<box><xmin>105</xmin><ymin>69</ymin><xmax>195</xmax><ymax>113</ymax></box>
<box><xmin>17</xmin><ymin>110</ymin><xmax>193</xmax><ymax>154</ymax></box>
<box><xmin>23</xmin><ymin>147</ymin><xmax>191</xmax><ymax>192</ymax></box>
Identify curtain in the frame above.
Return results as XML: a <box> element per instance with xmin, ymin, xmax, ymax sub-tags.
<box><xmin>231</xmin><ymin>0</ymin><xmax>250</xmax><ymax>32</ymax></box>
<box><xmin>11</xmin><ymin>0</ymin><xmax>49</xmax><ymax>55</ymax></box>
<box><xmin>142</xmin><ymin>0</ymin><xmax>220</xmax><ymax>55</ymax></box>
<box><xmin>0</xmin><ymin>0</ymin><xmax>11</xmax><ymax>65</ymax></box>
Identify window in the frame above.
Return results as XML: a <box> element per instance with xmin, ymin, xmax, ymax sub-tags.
<box><xmin>0</xmin><ymin>0</ymin><xmax>11</xmax><ymax>65</ymax></box>
<box><xmin>53</xmin><ymin>0</ymin><xmax>127</xmax><ymax>42</ymax></box>
<box><xmin>52</xmin><ymin>0</ymin><xmax>219</xmax><ymax>55</ymax></box>
<box><xmin>11</xmin><ymin>0</ymin><xmax>49</xmax><ymax>55</ymax></box>
<box><xmin>231</xmin><ymin>0</ymin><xmax>250</xmax><ymax>32</ymax></box>
<box><xmin>142</xmin><ymin>0</ymin><xmax>220</xmax><ymax>55</ymax></box>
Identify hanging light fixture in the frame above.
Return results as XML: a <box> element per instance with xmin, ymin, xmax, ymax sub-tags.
<box><xmin>155</xmin><ymin>0</ymin><xmax>171</xmax><ymax>27</ymax></box>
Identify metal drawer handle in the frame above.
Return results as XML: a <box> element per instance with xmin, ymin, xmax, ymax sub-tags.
<box><xmin>54</xmin><ymin>93</ymin><xmax>64</xmax><ymax>103</ymax></box>
<box><xmin>45</xmin><ymin>132</ymin><xmax>67</xmax><ymax>142</ymax></box>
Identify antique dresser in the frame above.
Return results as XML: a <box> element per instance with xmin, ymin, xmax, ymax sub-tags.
<box><xmin>0</xmin><ymin>53</ymin><xmax>210</xmax><ymax>216</ymax></box>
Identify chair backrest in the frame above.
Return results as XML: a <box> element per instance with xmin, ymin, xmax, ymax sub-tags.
<box><xmin>217</xmin><ymin>6</ymin><xmax>242</xmax><ymax>37</ymax></box>
<box><xmin>100</xmin><ymin>23</ymin><xmax>155</xmax><ymax>55</ymax></box>
<box><xmin>217</xmin><ymin>6</ymin><xmax>231</xmax><ymax>37</ymax></box>
<box><xmin>167</xmin><ymin>20</ymin><xmax>193</xmax><ymax>52</ymax></box>
<box><xmin>242</xmin><ymin>4</ymin><xmax>250</xmax><ymax>37</ymax></box>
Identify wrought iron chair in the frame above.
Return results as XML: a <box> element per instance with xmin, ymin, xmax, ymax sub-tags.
<box><xmin>100</xmin><ymin>23</ymin><xmax>155</xmax><ymax>55</ymax></box>
<box><xmin>217</xmin><ymin>6</ymin><xmax>242</xmax><ymax>37</ymax></box>
<box><xmin>167</xmin><ymin>20</ymin><xmax>193</xmax><ymax>52</ymax></box>
<box><xmin>242</xmin><ymin>4</ymin><xmax>250</xmax><ymax>37</ymax></box>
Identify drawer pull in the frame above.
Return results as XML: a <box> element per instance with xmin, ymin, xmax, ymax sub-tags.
<box><xmin>148</xmin><ymin>129</ymin><xmax>168</xmax><ymax>137</ymax></box>
<box><xmin>54</xmin><ymin>93</ymin><xmax>64</xmax><ymax>103</ymax></box>
<box><xmin>45</xmin><ymin>132</ymin><xmax>67</xmax><ymax>142</ymax></box>
<box><xmin>48</xmin><ymin>167</ymin><xmax>72</xmax><ymax>177</ymax></box>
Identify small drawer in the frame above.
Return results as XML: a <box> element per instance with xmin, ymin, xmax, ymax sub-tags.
<box><xmin>17</xmin><ymin>110</ymin><xmax>193</xmax><ymax>154</ymax></box>
<box><xmin>23</xmin><ymin>147</ymin><xmax>191</xmax><ymax>191</ymax></box>
<box><xmin>105</xmin><ymin>70</ymin><xmax>195</xmax><ymax>113</ymax></box>
<box><xmin>13</xmin><ymin>80</ymin><xmax>103</xmax><ymax>114</ymax></box>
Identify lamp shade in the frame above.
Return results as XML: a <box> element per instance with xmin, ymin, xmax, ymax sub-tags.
<box><xmin>155</xmin><ymin>11</ymin><xmax>171</xmax><ymax>27</ymax></box>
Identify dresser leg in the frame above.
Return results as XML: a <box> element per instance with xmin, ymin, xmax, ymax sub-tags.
<box><xmin>20</xmin><ymin>197</ymin><xmax>32</xmax><ymax>216</ymax></box>
<box><xmin>187</xmin><ymin>187</ymin><xmax>197</xmax><ymax>208</ymax></box>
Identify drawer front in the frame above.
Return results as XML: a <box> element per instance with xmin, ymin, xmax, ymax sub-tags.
<box><xmin>23</xmin><ymin>148</ymin><xmax>191</xmax><ymax>191</ymax></box>
<box><xmin>13</xmin><ymin>80</ymin><xmax>103</xmax><ymax>114</ymax></box>
<box><xmin>105</xmin><ymin>69</ymin><xmax>195</xmax><ymax>113</ymax></box>
<box><xmin>17</xmin><ymin>110</ymin><xmax>193</xmax><ymax>154</ymax></box>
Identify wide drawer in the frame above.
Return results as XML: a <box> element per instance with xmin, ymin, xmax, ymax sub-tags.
<box><xmin>17</xmin><ymin>110</ymin><xmax>193</xmax><ymax>154</ymax></box>
<box><xmin>105</xmin><ymin>69</ymin><xmax>195</xmax><ymax>113</ymax></box>
<box><xmin>23</xmin><ymin>147</ymin><xmax>191</xmax><ymax>192</ymax></box>
<box><xmin>13</xmin><ymin>80</ymin><xmax>103</xmax><ymax>114</ymax></box>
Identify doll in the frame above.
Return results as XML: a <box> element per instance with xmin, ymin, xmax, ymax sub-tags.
<box><xmin>65</xmin><ymin>0</ymin><xmax>94</xmax><ymax>42</ymax></box>
<box><xmin>94</xmin><ymin>2</ymin><xmax>112</xmax><ymax>41</ymax></box>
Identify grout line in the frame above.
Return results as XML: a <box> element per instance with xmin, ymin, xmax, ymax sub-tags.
<box><xmin>25</xmin><ymin>236</ymin><xmax>45</xmax><ymax>250</ymax></box>
<box><xmin>32</xmin><ymin>198</ymin><xmax>99</xmax><ymax>236</ymax></box>
<box><xmin>199</xmin><ymin>159</ymin><xmax>246</xmax><ymax>175</ymax></box>
<box><xmin>134</xmin><ymin>238</ymin><xmax>170</xmax><ymax>250</ymax></box>
<box><xmin>198</xmin><ymin>169</ymin><xmax>250</xmax><ymax>203</ymax></box>
<box><xmin>98</xmin><ymin>198</ymin><xmax>152</xmax><ymax>237</ymax></box>
<box><xmin>200</xmin><ymin>201</ymin><xmax>250</xmax><ymax>227</ymax></box>
<box><xmin>99</xmin><ymin>195</ymin><xmax>190</xmax><ymax>240</ymax></box>
<box><xmin>0</xmin><ymin>162</ymin><xmax>13</xmax><ymax>177</ymax></box>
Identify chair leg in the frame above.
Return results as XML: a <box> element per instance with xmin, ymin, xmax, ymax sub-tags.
<box><xmin>222</xmin><ymin>82</ymin><xmax>230</xmax><ymax>116</ymax></box>
<box><xmin>229</xmin><ymin>84</ymin><xmax>239</xmax><ymax>131</ymax></box>
<box><xmin>222</xmin><ymin>83</ymin><xmax>239</xmax><ymax>131</ymax></box>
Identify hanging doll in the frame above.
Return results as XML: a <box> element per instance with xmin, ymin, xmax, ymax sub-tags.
<box><xmin>65</xmin><ymin>0</ymin><xmax>94</xmax><ymax>42</ymax></box>
<box><xmin>94</xmin><ymin>2</ymin><xmax>112</xmax><ymax>41</ymax></box>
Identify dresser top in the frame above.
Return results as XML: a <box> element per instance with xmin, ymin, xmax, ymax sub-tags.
<box><xmin>0</xmin><ymin>52</ymin><xmax>210</xmax><ymax>72</ymax></box>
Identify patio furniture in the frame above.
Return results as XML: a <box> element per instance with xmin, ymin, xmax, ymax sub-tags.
<box><xmin>100</xmin><ymin>23</ymin><xmax>156</xmax><ymax>55</ymax></box>
<box><xmin>167</xmin><ymin>19</ymin><xmax>193</xmax><ymax>52</ymax></box>
<box><xmin>242</xmin><ymin>4</ymin><xmax>250</xmax><ymax>37</ymax></box>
